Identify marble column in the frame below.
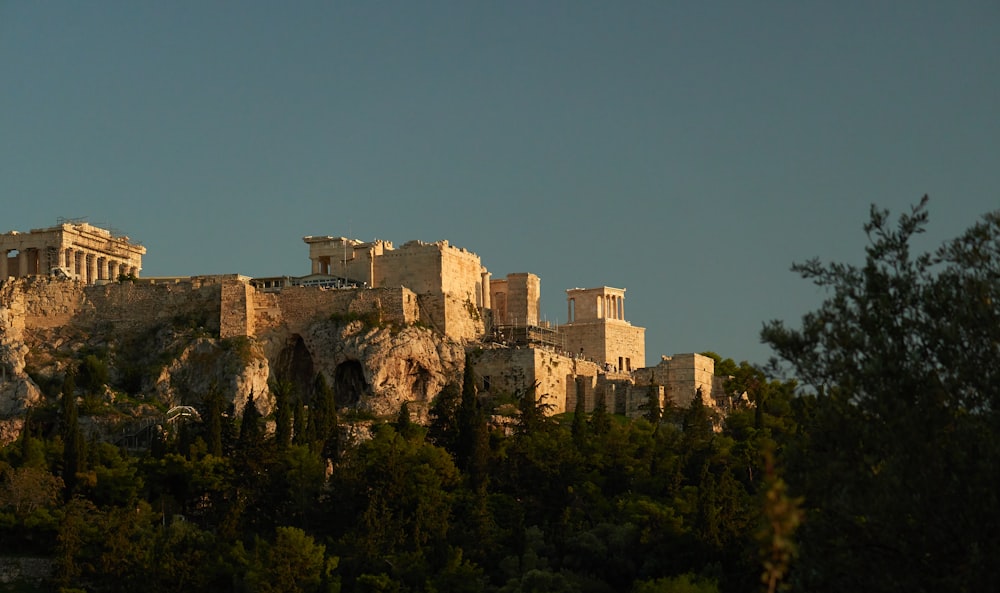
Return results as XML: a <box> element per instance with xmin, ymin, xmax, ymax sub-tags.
<box><xmin>18</xmin><ymin>251</ymin><xmax>29</xmax><ymax>277</ymax></box>
<box><xmin>86</xmin><ymin>253</ymin><xmax>97</xmax><ymax>284</ymax></box>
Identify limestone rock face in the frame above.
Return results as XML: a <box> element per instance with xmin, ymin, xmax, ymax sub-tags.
<box><xmin>0</xmin><ymin>276</ymin><xmax>469</xmax><ymax>444</ymax></box>
<box><xmin>151</xmin><ymin>335</ymin><xmax>272</xmax><ymax>416</ymax></box>
<box><xmin>0</xmin><ymin>294</ymin><xmax>43</xmax><ymax>442</ymax></box>
<box><xmin>296</xmin><ymin>320</ymin><xmax>465</xmax><ymax>417</ymax></box>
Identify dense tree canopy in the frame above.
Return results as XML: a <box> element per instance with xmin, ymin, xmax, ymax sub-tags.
<box><xmin>763</xmin><ymin>198</ymin><xmax>1000</xmax><ymax>592</ymax></box>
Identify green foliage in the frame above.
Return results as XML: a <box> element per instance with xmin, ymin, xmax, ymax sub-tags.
<box><xmin>60</xmin><ymin>373</ymin><xmax>83</xmax><ymax>501</ymax></box>
<box><xmin>427</xmin><ymin>382</ymin><xmax>461</xmax><ymax>453</ymax></box>
<box><xmin>633</xmin><ymin>574</ymin><xmax>720</xmax><ymax>593</ymax></box>
<box><xmin>763</xmin><ymin>199</ymin><xmax>1000</xmax><ymax>592</ymax></box>
<box><xmin>308</xmin><ymin>373</ymin><xmax>340</xmax><ymax>460</ymax></box>
<box><xmin>238</xmin><ymin>393</ymin><xmax>264</xmax><ymax>452</ymax></box>
<box><xmin>77</xmin><ymin>355</ymin><xmax>109</xmax><ymax>395</ymax></box>
<box><xmin>245</xmin><ymin>526</ymin><xmax>333</xmax><ymax>593</ymax></box>
<box><xmin>272</xmin><ymin>378</ymin><xmax>296</xmax><ymax>450</ymax></box>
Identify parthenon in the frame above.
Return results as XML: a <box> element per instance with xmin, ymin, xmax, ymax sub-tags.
<box><xmin>0</xmin><ymin>221</ymin><xmax>145</xmax><ymax>284</ymax></box>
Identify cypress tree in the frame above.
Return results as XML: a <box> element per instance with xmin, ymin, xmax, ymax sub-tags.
<box><xmin>60</xmin><ymin>371</ymin><xmax>83</xmax><ymax>500</ymax></box>
<box><xmin>456</xmin><ymin>353</ymin><xmax>489</xmax><ymax>490</ymax></box>
<box><xmin>204</xmin><ymin>383</ymin><xmax>225</xmax><ymax>457</ymax></box>
<box><xmin>571</xmin><ymin>388</ymin><xmax>588</xmax><ymax>448</ymax></box>
<box><xmin>643</xmin><ymin>383</ymin><xmax>662</xmax><ymax>424</ymax></box>
<box><xmin>238</xmin><ymin>392</ymin><xmax>263</xmax><ymax>451</ymax></box>
<box><xmin>271</xmin><ymin>378</ymin><xmax>294</xmax><ymax>450</ymax></box>
<box><xmin>589</xmin><ymin>394</ymin><xmax>611</xmax><ymax>436</ymax></box>
<box><xmin>309</xmin><ymin>373</ymin><xmax>339</xmax><ymax>460</ymax></box>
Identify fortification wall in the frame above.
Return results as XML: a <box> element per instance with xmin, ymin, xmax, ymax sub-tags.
<box><xmin>220</xmin><ymin>280</ymin><xmax>254</xmax><ymax>338</ymax></box>
<box><xmin>561</xmin><ymin>321</ymin><xmax>642</xmax><ymax>369</ymax></box>
<box><xmin>603</xmin><ymin>322</ymin><xmax>645</xmax><ymax>371</ymax></box>
<box><xmin>375</xmin><ymin>242</ymin><xmax>443</xmax><ymax>294</ymax></box>
<box><xmin>10</xmin><ymin>277</ymin><xmax>84</xmax><ymax>329</ymax></box>
<box><xmin>5</xmin><ymin>276</ymin><xmax>226</xmax><ymax>336</ymax></box>
<box><xmin>252</xmin><ymin>286</ymin><xmax>417</xmax><ymax>337</ymax></box>
<box><xmin>439</xmin><ymin>245</ymin><xmax>486</xmax><ymax>307</ymax></box>
<box><xmin>476</xmin><ymin>347</ymin><xmax>602</xmax><ymax>415</ymax></box>
<box><xmin>634</xmin><ymin>353</ymin><xmax>715</xmax><ymax>408</ymax></box>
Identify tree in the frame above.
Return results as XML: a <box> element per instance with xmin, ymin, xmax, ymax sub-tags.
<box><xmin>245</xmin><ymin>526</ymin><xmax>332</xmax><ymax>593</ymax></box>
<box><xmin>588</xmin><ymin>394</ymin><xmax>611</xmax><ymax>437</ymax></box>
<box><xmin>60</xmin><ymin>371</ymin><xmax>84</xmax><ymax>500</ymax></box>
<box><xmin>428</xmin><ymin>382</ymin><xmax>461</xmax><ymax>453</ymax></box>
<box><xmin>570</xmin><ymin>388</ymin><xmax>587</xmax><ymax>448</ymax></box>
<box><xmin>272</xmin><ymin>378</ymin><xmax>295</xmax><ymax>450</ymax></box>
<box><xmin>642</xmin><ymin>384</ymin><xmax>662</xmax><ymax>425</ymax></box>
<box><xmin>762</xmin><ymin>198</ymin><xmax>1000</xmax><ymax>592</ymax></box>
<box><xmin>456</xmin><ymin>354</ymin><xmax>489</xmax><ymax>491</ymax></box>
<box><xmin>238</xmin><ymin>392</ymin><xmax>263</xmax><ymax>452</ymax></box>
<box><xmin>308</xmin><ymin>373</ymin><xmax>339</xmax><ymax>460</ymax></box>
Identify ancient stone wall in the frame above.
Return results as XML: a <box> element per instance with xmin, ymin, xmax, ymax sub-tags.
<box><xmin>86</xmin><ymin>276</ymin><xmax>225</xmax><ymax>336</ymax></box>
<box><xmin>439</xmin><ymin>244</ymin><xmax>488</xmax><ymax>308</ymax></box>
<box><xmin>490</xmin><ymin>273</ymin><xmax>540</xmax><ymax>326</ymax></box>
<box><xmin>561</xmin><ymin>320</ymin><xmax>645</xmax><ymax>370</ymax></box>
<box><xmin>5</xmin><ymin>276</ymin><xmax>226</xmax><ymax>336</ymax></box>
<box><xmin>220</xmin><ymin>279</ymin><xmax>254</xmax><ymax>338</ymax></box>
<box><xmin>476</xmin><ymin>347</ymin><xmax>602</xmax><ymax>415</ymax></box>
<box><xmin>634</xmin><ymin>353</ymin><xmax>716</xmax><ymax>409</ymax></box>
<box><xmin>252</xmin><ymin>285</ymin><xmax>417</xmax><ymax>337</ymax></box>
<box><xmin>375</xmin><ymin>241</ymin><xmax>444</xmax><ymax>294</ymax></box>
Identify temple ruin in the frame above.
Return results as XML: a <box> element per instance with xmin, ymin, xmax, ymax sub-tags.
<box><xmin>0</xmin><ymin>221</ymin><xmax>145</xmax><ymax>284</ymax></box>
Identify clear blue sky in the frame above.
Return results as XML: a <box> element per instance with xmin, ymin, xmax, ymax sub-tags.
<box><xmin>3</xmin><ymin>2</ymin><xmax>998</xmax><ymax>367</ymax></box>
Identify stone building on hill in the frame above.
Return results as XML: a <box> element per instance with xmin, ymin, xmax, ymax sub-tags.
<box><xmin>0</xmin><ymin>222</ymin><xmax>733</xmax><ymax>434</ymax></box>
<box><xmin>0</xmin><ymin>221</ymin><xmax>145</xmax><ymax>284</ymax></box>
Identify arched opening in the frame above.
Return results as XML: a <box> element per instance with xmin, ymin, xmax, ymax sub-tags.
<box><xmin>407</xmin><ymin>360</ymin><xmax>432</xmax><ymax>400</ymax></box>
<box><xmin>334</xmin><ymin>360</ymin><xmax>367</xmax><ymax>406</ymax></box>
<box><xmin>276</xmin><ymin>335</ymin><xmax>315</xmax><ymax>401</ymax></box>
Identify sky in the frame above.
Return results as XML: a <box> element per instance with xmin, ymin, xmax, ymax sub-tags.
<box><xmin>2</xmin><ymin>2</ymin><xmax>998</xmax><ymax>368</ymax></box>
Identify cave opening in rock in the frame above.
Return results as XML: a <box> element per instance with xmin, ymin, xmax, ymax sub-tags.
<box><xmin>409</xmin><ymin>361</ymin><xmax>432</xmax><ymax>401</ymax></box>
<box><xmin>334</xmin><ymin>360</ymin><xmax>367</xmax><ymax>406</ymax></box>
<box><xmin>276</xmin><ymin>335</ymin><xmax>315</xmax><ymax>401</ymax></box>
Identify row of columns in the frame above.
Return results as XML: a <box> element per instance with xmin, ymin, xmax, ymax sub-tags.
<box><xmin>60</xmin><ymin>247</ymin><xmax>139</xmax><ymax>283</ymax></box>
<box><xmin>600</xmin><ymin>294</ymin><xmax>624</xmax><ymax>320</ymax></box>
<box><xmin>0</xmin><ymin>247</ymin><xmax>138</xmax><ymax>284</ymax></box>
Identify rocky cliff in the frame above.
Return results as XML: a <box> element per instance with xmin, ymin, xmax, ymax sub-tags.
<box><xmin>0</xmin><ymin>277</ymin><xmax>467</xmax><ymax>444</ymax></box>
